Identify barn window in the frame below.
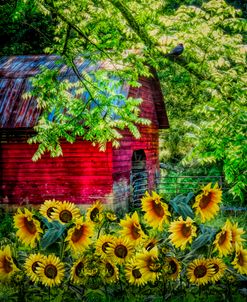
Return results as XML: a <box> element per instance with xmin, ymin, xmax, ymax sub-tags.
<box><xmin>130</xmin><ymin>150</ymin><xmax>148</xmax><ymax>207</ymax></box>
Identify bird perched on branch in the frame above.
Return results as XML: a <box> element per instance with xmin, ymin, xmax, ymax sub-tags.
<box><xmin>164</xmin><ymin>43</ymin><xmax>184</xmax><ymax>57</ymax></box>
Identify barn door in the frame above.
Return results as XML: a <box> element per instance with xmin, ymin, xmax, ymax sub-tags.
<box><xmin>130</xmin><ymin>150</ymin><xmax>148</xmax><ymax>207</ymax></box>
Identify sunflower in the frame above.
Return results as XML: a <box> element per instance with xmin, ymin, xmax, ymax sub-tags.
<box><xmin>169</xmin><ymin>217</ymin><xmax>197</xmax><ymax>250</ymax></box>
<box><xmin>100</xmin><ymin>260</ymin><xmax>119</xmax><ymax>284</ymax></box>
<box><xmin>187</xmin><ymin>258</ymin><xmax>215</xmax><ymax>286</ymax></box>
<box><xmin>86</xmin><ymin>200</ymin><xmax>103</xmax><ymax>223</ymax></box>
<box><xmin>14</xmin><ymin>208</ymin><xmax>43</xmax><ymax>248</ymax></box>
<box><xmin>213</xmin><ymin>220</ymin><xmax>232</xmax><ymax>257</ymax></box>
<box><xmin>65</xmin><ymin>219</ymin><xmax>94</xmax><ymax>254</ymax></box>
<box><xmin>163</xmin><ymin>257</ymin><xmax>181</xmax><ymax>280</ymax></box>
<box><xmin>70</xmin><ymin>257</ymin><xmax>86</xmax><ymax>284</ymax></box>
<box><xmin>119</xmin><ymin>211</ymin><xmax>146</xmax><ymax>243</ymax></box>
<box><xmin>0</xmin><ymin>245</ymin><xmax>18</xmax><ymax>281</ymax></box>
<box><xmin>136</xmin><ymin>248</ymin><xmax>160</xmax><ymax>283</ymax></box>
<box><xmin>125</xmin><ymin>258</ymin><xmax>148</xmax><ymax>286</ymax></box>
<box><xmin>193</xmin><ymin>183</ymin><xmax>222</xmax><ymax>223</ymax></box>
<box><xmin>106</xmin><ymin>237</ymin><xmax>134</xmax><ymax>264</ymax></box>
<box><xmin>231</xmin><ymin>248</ymin><xmax>247</xmax><ymax>275</ymax></box>
<box><xmin>36</xmin><ymin>254</ymin><xmax>65</xmax><ymax>287</ymax></box>
<box><xmin>141</xmin><ymin>191</ymin><xmax>171</xmax><ymax>230</ymax></box>
<box><xmin>24</xmin><ymin>253</ymin><xmax>46</xmax><ymax>283</ymax></box>
<box><xmin>105</xmin><ymin>212</ymin><xmax>117</xmax><ymax>222</ymax></box>
<box><xmin>143</xmin><ymin>237</ymin><xmax>159</xmax><ymax>251</ymax></box>
<box><xmin>51</xmin><ymin>201</ymin><xmax>81</xmax><ymax>224</ymax></box>
<box><xmin>39</xmin><ymin>199</ymin><xmax>61</xmax><ymax>222</ymax></box>
<box><xmin>229</xmin><ymin>221</ymin><xmax>245</xmax><ymax>250</ymax></box>
<box><xmin>95</xmin><ymin>234</ymin><xmax>116</xmax><ymax>259</ymax></box>
<box><xmin>207</xmin><ymin>258</ymin><xmax>226</xmax><ymax>283</ymax></box>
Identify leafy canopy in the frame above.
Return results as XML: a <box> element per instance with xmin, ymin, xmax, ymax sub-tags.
<box><xmin>4</xmin><ymin>0</ymin><xmax>247</xmax><ymax>200</ymax></box>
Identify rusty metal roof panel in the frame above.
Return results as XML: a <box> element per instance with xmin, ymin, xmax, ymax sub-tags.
<box><xmin>0</xmin><ymin>55</ymin><xmax>166</xmax><ymax>129</ymax></box>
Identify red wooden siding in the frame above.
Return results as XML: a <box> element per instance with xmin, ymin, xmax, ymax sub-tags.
<box><xmin>0</xmin><ymin>141</ymin><xmax>113</xmax><ymax>204</ymax></box>
<box><xmin>112</xmin><ymin>77</ymin><xmax>160</xmax><ymax>203</ymax></box>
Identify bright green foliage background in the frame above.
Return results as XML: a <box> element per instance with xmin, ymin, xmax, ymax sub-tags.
<box><xmin>0</xmin><ymin>0</ymin><xmax>246</xmax><ymax>200</ymax></box>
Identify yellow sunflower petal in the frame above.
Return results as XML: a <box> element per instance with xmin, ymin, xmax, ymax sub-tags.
<box><xmin>99</xmin><ymin>260</ymin><xmax>119</xmax><ymax>284</ymax></box>
<box><xmin>51</xmin><ymin>201</ymin><xmax>81</xmax><ymax>224</ymax></box>
<box><xmin>39</xmin><ymin>199</ymin><xmax>61</xmax><ymax>222</ymax></box>
<box><xmin>187</xmin><ymin>258</ymin><xmax>215</xmax><ymax>286</ymax></box>
<box><xmin>24</xmin><ymin>253</ymin><xmax>46</xmax><ymax>283</ymax></box>
<box><xmin>169</xmin><ymin>217</ymin><xmax>197</xmax><ymax>250</ymax></box>
<box><xmin>36</xmin><ymin>254</ymin><xmax>65</xmax><ymax>287</ymax></box>
<box><xmin>163</xmin><ymin>257</ymin><xmax>181</xmax><ymax>280</ymax></box>
<box><xmin>232</xmin><ymin>248</ymin><xmax>247</xmax><ymax>275</ymax></box>
<box><xmin>106</xmin><ymin>237</ymin><xmax>134</xmax><ymax>264</ymax></box>
<box><xmin>70</xmin><ymin>257</ymin><xmax>87</xmax><ymax>284</ymax></box>
<box><xmin>229</xmin><ymin>221</ymin><xmax>245</xmax><ymax>250</ymax></box>
<box><xmin>65</xmin><ymin>219</ymin><xmax>94</xmax><ymax>254</ymax></box>
<box><xmin>14</xmin><ymin>208</ymin><xmax>43</xmax><ymax>248</ymax></box>
<box><xmin>95</xmin><ymin>234</ymin><xmax>116</xmax><ymax>259</ymax></box>
<box><xmin>136</xmin><ymin>249</ymin><xmax>160</xmax><ymax>283</ymax></box>
<box><xmin>0</xmin><ymin>245</ymin><xmax>19</xmax><ymax>281</ymax></box>
<box><xmin>125</xmin><ymin>258</ymin><xmax>148</xmax><ymax>286</ymax></box>
<box><xmin>207</xmin><ymin>258</ymin><xmax>226</xmax><ymax>283</ymax></box>
<box><xmin>119</xmin><ymin>211</ymin><xmax>146</xmax><ymax>243</ymax></box>
<box><xmin>141</xmin><ymin>191</ymin><xmax>171</xmax><ymax>230</ymax></box>
<box><xmin>213</xmin><ymin>220</ymin><xmax>232</xmax><ymax>257</ymax></box>
<box><xmin>193</xmin><ymin>183</ymin><xmax>222</xmax><ymax>223</ymax></box>
<box><xmin>86</xmin><ymin>200</ymin><xmax>104</xmax><ymax>223</ymax></box>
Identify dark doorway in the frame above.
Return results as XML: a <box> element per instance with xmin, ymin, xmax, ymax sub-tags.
<box><xmin>130</xmin><ymin>150</ymin><xmax>148</xmax><ymax>207</ymax></box>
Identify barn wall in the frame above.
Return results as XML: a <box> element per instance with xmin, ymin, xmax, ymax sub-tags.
<box><xmin>112</xmin><ymin>77</ymin><xmax>160</xmax><ymax>206</ymax></box>
<box><xmin>0</xmin><ymin>140</ymin><xmax>113</xmax><ymax>205</ymax></box>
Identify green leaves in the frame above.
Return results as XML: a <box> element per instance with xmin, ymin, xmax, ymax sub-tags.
<box><xmin>40</xmin><ymin>219</ymin><xmax>67</xmax><ymax>249</ymax></box>
<box><xmin>169</xmin><ymin>192</ymin><xmax>194</xmax><ymax>219</ymax></box>
<box><xmin>191</xmin><ymin>225</ymin><xmax>217</xmax><ymax>251</ymax></box>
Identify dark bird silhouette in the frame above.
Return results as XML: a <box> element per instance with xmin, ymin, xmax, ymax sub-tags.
<box><xmin>164</xmin><ymin>43</ymin><xmax>184</xmax><ymax>57</ymax></box>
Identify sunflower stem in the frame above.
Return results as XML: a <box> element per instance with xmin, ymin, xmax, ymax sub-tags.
<box><xmin>48</xmin><ymin>286</ymin><xmax>51</xmax><ymax>302</ymax></box>
<box><xmin>97</xmin><ymin>221</ymin><xmax>106</xmax><ymax>239</ymax></box>
<box><xmin>60</xmin><ymin>237</ymin><xmax>65</xmax><ymax>259</ymax></box>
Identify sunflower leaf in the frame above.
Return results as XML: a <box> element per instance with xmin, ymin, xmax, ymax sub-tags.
<box><xmin>185</xmin><ymin>192</ymin><xmax>194</xmax><ymax>204</ymax></box>
<box><xmin>177</xmin><ymin>203</ymin><xmax>194</xmax><ymax>219</ymax></box>
<box><xmin>40</xmin><ymin>220</ymin><xmax>66</xmax><ymax>249</ymax></box>
<box><xmin>191</xmin><ymin>227</ymin><xmax>217</xmax><ymax>251</ymax></box>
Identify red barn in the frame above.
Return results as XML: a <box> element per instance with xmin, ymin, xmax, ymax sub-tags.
<box><xmin>0</xmin><ymin>55</ymin><xmax>169</xmax><ymax>208</ymax></box>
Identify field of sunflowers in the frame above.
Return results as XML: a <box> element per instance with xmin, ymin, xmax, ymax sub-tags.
<box><xmin>0</xmin><ymin>183</ymin><xmax>246</xmax><ymax>301</ymax></box>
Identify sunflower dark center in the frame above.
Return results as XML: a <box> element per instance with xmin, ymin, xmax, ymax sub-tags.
<box><xmin>146</xmin><ymin>242</ymin><xmax>155</xmax><ymax>251</ymax></box>
<box><xmin>181</xmin><ymin>224</ymin><xmax>191</xmax><ymax>238</ymax></box>
<box><xmin>3</xmin><ymin>256</ymin><xmax>13</xmax><ymax>273</ymax></box>
<box><xmin>148</xmin><ymin>258</ymin><xmax>160</xmax><ymax>272</ymax></box>
<box><xmin>131</xmin><ymin>223</ymin><xmax>141</xmax><ymax>240</ymax></box>
<box><xmin>218</xmin><ymin>231</ymin><xmax>227</xmax><ymax>245</ymax></box>
<box><xmin>102</xmin><ymin>242</ymin><xmax>110</xmax><ymax>253</ymax></box>
<box><xmin>237</xmin><ymin>252</ymin><xmax>244</xmax><ymax>266</ymax></box>
<box><xmin>152</xmin><ymin>201</ymin><xmax>164</xmax><ymax>217</ymax></box>
<box><xmin>59</xmin><ymin>210</ymin><xmax>73</xmax><ymax>223</ymax></box>
<box><xmin>106</xmin><ymin>263</ymin><xmax>115</xmax><ymax>277</ymax></box>
<box><xmin>31</xmin><ymin>261</ymin><xmax>41</xmax><ymax>273</ymax></box>
<box><xmin>212</xmin><ymin>263</ymin><xmax>219</xmax><ymax>274</ymax></box>
<box><xmin>194</xmin><ymin>265</ymin><xmax>207</xmax><ymax>278</ymax></box>
<box><xmin>115</xmin><ymin>244</ymin><xmax>128</xmax><ymax>258</ymax></box>
<box><xmin>24</xmin><ymin>217</ymin><xmax>37</xmax><ymax>234</ymax></box>
<box><xmin>90</xmin><ymin>208</ymin><xmax>99</xmax><ymax>222</ymax></box>
<box><xmin>199</xmin><ymin>192</ymin><xmax>212</xmax><ymax>209</ymax></box>
<box><xmin>75</xmin><ymin>262</ymin><xmax>84</xmax><ymax>277</ymax></box>
<box><xmin>169</xmin><ymin>260</ymin><xmax>178</xmax><ymax>274</ymax></box>
<box><xmin>132</xmin><ymin>268</ymin><xmax>142</xmax><ymax>279</ymax></box>
<box><xmin>71</xmin><ymin>226</ymin><xmax>84</xmax><ymax>243</ymax></box>
<box><xmin>44</xmin><ymin>264</ymin><xmax>57</xmax><ymax>279</ymax></box>
<box><xmin>47</xmin><ymin>207</ymin><xmax>56</xmax><ymax>218</ymax></box>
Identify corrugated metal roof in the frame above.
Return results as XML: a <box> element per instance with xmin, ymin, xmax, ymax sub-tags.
<box><xmin>0</xmin><ymin>55</ymin><xmax>168</xmax><ymax>129</ymax></box>
<box><xmin>0</xmin><ymin>55</ymin><xmax>130</xmax><ymax>128</ymax></box>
